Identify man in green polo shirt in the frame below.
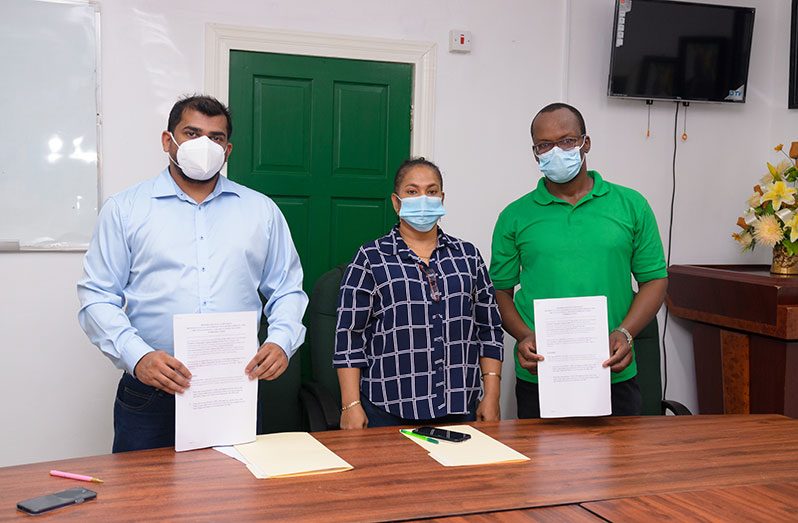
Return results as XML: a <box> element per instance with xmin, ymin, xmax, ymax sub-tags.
<box><xmin>490</xmin><ymin>102</ymin><xmax>668</xmax><ymax>418</ymax></box>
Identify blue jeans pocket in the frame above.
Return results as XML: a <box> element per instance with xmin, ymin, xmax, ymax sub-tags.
<box><xmin>115</xmin><ymin>379</ymin><xmax>157</xmax><ymax>411</ymax></box>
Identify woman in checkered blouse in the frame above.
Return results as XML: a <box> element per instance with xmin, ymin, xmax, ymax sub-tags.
<box><xmin>334</xmin><ymin>158</ymin><xmax>505</xmax><ymax>429</ymax></box>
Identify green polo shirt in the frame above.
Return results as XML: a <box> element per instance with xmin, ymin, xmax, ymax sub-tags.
<box><xmin>490</xmin><ymin>171</ymin><xmax>667</xmax><ymax>384</ymax></box>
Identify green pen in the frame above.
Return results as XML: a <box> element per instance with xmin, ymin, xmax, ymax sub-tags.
<box><xmin>400</xmin><ymin>429</ymin><xmax>439</xmax><ymax>444</ymax></box>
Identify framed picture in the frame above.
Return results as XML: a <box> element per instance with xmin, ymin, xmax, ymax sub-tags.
<box><xmin>790</xmin><ymin>0</ymin><xmax>798</xmax><ymax>108</ymax></box>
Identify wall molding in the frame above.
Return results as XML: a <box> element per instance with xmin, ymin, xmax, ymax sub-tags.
<box><xmin>205</xmin><ymin>24</ymin><xmax>436</xmax><ymax>157</ymax></box>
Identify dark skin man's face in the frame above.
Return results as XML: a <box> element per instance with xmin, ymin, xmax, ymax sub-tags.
<box><xmin>531</xmin><ymin>108</ymin><xmax>590</xmax><ymax>162</ymax></box>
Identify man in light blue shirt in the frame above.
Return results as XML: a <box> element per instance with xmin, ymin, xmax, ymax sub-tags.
<box><xmin>78</xmin><ymin>95</ymin><xmax>308</xmax><ymax>452</ymax></box>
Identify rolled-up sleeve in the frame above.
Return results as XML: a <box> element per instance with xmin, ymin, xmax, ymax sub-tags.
<box><xmin>631</xmin><ymin>199</ymin><xmax>668</xmax><ymax>283</ymax></box>
<box><xmin>473</xmin><ymin>250</ymin><xmax>504</xmax><ymax>361</ymax></box>
<box><xmin>259</xmin><ymin>201</ymin><xmax>309</xmax><ymax>359</ymax></box>
<box><xmin>333</xmin><ymin>248</ymin><xmax>374</xmax><ymax>368</ymax></box>
<box><xmin>77</xmin><ymin>198</ymin><xmax>153</xmax><ymax>374</ymax></box>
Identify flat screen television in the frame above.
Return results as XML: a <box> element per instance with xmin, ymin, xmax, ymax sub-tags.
<box><xmin>608</xmin><ymin>0</ymin><xmax>756</xmax><ymax>103</ymax></box>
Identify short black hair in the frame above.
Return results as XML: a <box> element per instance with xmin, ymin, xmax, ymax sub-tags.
<box><xmin>530</xmin><ymin>102</ymin><xmax>586</xmax><ymax>138</ymax></box>
<box><xmin>393</xmin><ymin>157</ymin><xmax>443</xmax><ymax>192</ymax></box>
<box><xmin>168</xmin><ymin>95</ymin><xmax>233</xmax><ymax>138</ymax></box>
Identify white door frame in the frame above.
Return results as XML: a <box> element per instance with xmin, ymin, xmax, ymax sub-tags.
<box><xmin>204</xmin><ymin>24</ymin><xmax>436</xmax><ymax>158</ymax></box>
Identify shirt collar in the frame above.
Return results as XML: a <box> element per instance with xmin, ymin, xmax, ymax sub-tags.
<box><xmin>152</xmin><ymin>167</ymin><xmax>242</xmax><ymax>202</ymax></box>
<box><xmin>378</xmin><ymin>224</ymin><xmax>462</xmax><ymax>257</ymax></box>
<box><xmin>531</xmin><ymin>170</ymin><xmax>609</xmax><ymax>205</ymax></box>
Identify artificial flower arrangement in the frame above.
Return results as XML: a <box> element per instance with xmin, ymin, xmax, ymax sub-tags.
<box><xmin>734</xmin><ymin>143</ymin><xmax>798</xmax><ymax>264</ymax></box>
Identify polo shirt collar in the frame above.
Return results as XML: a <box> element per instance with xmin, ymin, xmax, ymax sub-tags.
<box><xmin>378</xmin><ymin>224</ymin><xmax>462</xmax><ymax>258</ymax></box>
<box><xmin>531</xmin><ymin>170</ymin><xmax>609</xmax><ymax>205</ymax></box>
<box><xmin>152</xmin><ymin>167</ymin><xmax>242</xmax><ymax>202</ymax></box>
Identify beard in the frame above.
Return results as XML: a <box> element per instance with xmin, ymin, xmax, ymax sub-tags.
<box><xmin>168</xmin><ymin>154</ymin><xmax>222</xmax><ymax>185</ymax></box>
<box><xmin>176</xmin><ymin>166</ymin><xmax>220</xmax><ymax>185</ymax></box>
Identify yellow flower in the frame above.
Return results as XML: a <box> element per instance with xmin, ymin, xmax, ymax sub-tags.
<box><xmin>786</xmin><ymin>214</ymin><xmax>798</xmax><ymax>243</ymax></box>
<box><xmin>732</xmin><ymin>231</ymin><xmax>754</xmax><ymax>249</ymax></box>
<box><xmin>760</xmin><ymin>180</ymin><xmax>797</xmax><ymax>210</ymax></box>
<box><xmin>752</xmin><ymin>215</ymin><xmax>783</xmax><ymax>247</ymax></box>
<box><xmin>775</xmin><ymin>144</ymin><xmax>784</xmax><ymax>152</ymax></box>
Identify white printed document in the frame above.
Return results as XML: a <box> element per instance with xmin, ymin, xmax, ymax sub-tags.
<box><xmin>534</xmin><ymin>296</ymin><xmax>611</xmax><ymax>418</ymax></box>
<box><xmin>173</xmin><ymin>311</ymin><xmax>259</xmax><ymax>452</ymax></box>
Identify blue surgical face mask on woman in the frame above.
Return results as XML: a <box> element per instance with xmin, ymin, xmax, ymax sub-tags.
<box><xmin>396</xmin><ymin>195</ymin><xmax>446</xmax><ymax>232</ymax></box>
<box><xmin>537</xmin><ymin>144</ymin><xmax>585</xmax><ymax>184</ymax></box>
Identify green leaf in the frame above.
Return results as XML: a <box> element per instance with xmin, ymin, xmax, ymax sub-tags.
<box><xmin>783</xmin><ymin>239</ymin><xmax>798</xmax><ymax>256</ymax></box>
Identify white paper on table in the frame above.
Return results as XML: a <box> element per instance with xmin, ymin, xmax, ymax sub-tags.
<box><xmin>400</xmin><ymin>425</ymin><xmax>529</xmax><ymax>467</ymax></box>
<box><xmin>213</xmin><ymin>446</ymin><xmax>249</xmax><ymax>465</ymax></box>
<box><xmin>173</xmin><ymin>311</ymin><xmax>258</xmax><ymax>452</ymax></box>
<box><xmin>534</xmin><ymin>296</ymin><xmax>611</xmax><ymax>418</ymax></box>
<box><xmin>234</xmin><ymin>432</ymin><xmax>353</xmax><ymax>478</ymax></box>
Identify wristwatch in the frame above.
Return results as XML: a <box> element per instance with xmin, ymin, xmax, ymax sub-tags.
<box><xmin>613</xmin><ymin>326</ymin><xmax>634</xmax><ymax>348</ymax></box>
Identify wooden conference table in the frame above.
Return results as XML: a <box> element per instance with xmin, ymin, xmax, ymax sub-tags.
<box><xmin>2</xmin><ymin>415</ymin><xmax>798</xmax><ymax>521</ymax></box>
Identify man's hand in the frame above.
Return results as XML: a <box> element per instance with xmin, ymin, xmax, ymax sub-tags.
<box><xmin>339</xmin><ymin>404</ymin><xmax>368</xmax><ymax>429</ymax></box>
<box><xmin>246</xmin><ymin>342</ymin><xmax>288</xmax><ymax>380</ymax></box>
<box><xmin>604</xmin><ymin>330</ymin><xmax>633</xmax><ymax>372</ymax></box>
<box><xmin>476</xmin><ymin>396</ymin><xmax>501</xmax><ymax>422</ymax></box>
<box><xmin>134</xmin><ymin>351</ymin><xmax>191</xmax><ymax>394</ymax></box>
<box><xmin>517</xmin><ymin>333</ymin><xmax>544</xmax><ymax>372</ymax></box>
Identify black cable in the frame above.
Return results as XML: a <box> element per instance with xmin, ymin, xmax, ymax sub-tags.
<box><xmin>661</xmin><ymin>102</ymin><xmax>680</xmax><ymax>399</ymax></box>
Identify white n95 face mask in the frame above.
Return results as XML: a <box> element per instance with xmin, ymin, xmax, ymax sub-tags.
<box><xmin>169</xmin><ymin>133</ymin><xmax>226</xmax><ymax>181</ymax></box>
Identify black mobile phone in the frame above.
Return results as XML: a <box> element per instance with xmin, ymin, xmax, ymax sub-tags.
<box><xmin>414</xmin><ymin>426</ymin><xmax>471</xmax><ymax>442</ymax></box>
<box><xmin>17</xmin><ymin>487</ymin><xmax>97</xmax><ymax>515</ymax></box>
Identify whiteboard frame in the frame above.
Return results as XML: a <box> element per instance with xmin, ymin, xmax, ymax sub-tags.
<box><xmin>1</xmin><ymin>0</ymin><xmax>103</xmax><ymax>252</ymax></box>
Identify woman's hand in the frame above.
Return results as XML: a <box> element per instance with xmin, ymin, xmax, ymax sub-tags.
<box><xmin>339</xmin><ymin>404</ymin><xmax>368</xmax><ymax>429</ymax></box>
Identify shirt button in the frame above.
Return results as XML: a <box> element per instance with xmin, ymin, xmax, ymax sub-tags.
<box><xmin>200</xmin><ymin>236</ymin><xmax>205</xmax><ymax>240</ymax></box>
<box><xmin>203</xmin><ymin>301</ymin><xmax>207</xmax><ymax>306</ymax></box>
<box><xmin>201</xmin><ymin>267</ymin><xmax>206</xmax><ymax>272</ymax></box>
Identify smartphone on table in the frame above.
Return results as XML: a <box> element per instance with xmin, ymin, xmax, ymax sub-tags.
<box><xmin>413</xmin><ymin>426</ymin><xmax>471</xmax><ymax>442</ymax></box>
<box><xmin>17</xmin><ymin>487</ymin><xmax>97</xmax><ymax>515</ymax></box>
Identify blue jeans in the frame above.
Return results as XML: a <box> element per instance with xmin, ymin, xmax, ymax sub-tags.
<box><xmin>113</xmin><ymin>373</ymin><xmax>175</xmax><ymax>453</ymax></box>
<box><xmin>360</xmin><ymin>393</ymin><xmax>477</xmax><ymax>428</ymax></box>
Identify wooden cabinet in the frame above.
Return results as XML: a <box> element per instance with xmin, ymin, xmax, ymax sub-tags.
<box><xmin>667</xmin><ymin>264</ymin><xmax>798</xmax><ymax>417</ymax></box>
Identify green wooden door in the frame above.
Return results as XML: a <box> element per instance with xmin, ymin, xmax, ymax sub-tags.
<box><xmin>228</xmin><ymin>51</ymin><xmax>412</xmax><ymax>293</ymax></box>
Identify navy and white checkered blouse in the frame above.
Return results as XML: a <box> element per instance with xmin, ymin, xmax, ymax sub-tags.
<box><xmin>334</xmin><ymin>225</ymin><xmax>504</xmax><ymax>420</ymax></box>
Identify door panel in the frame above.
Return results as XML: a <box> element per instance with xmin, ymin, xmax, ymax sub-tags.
<box><xmin>229</xmin><ymin>51</ymin><xmax>412</xmax><ymax>294</ymax></box>
<box><xmin>252</xmin><ymin>76</ymin><xmax>312</xmax><ymax>174</ymax></box>
<box><xmin>333</xmin><ymin>82</ymin><xmax>388</xmax><ymax>176</ymax></box>
<box><xmin>329</xmin><ymin>197</ymin><xmax>388</xmax><ymax>266</ymax></box>
<box><xmin>269</xmin><ymin>195</ymin><xmax>311</xmax><ymax>266</ymax></box>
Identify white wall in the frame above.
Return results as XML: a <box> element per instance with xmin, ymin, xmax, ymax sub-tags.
<box><xmin>568</xmin><ymin>0</ymin><xmax>784</xmax><ymax>411</ymax></box>
<box><xmin>1</xmin><ymin>0</ymin><xmax>794</xmax><ymax>466</ymax></box>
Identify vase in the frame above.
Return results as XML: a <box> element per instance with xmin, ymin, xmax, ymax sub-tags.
<box><xmin>771</xmin><ymin>244</ymin><xmax>798</xmax><ymax>275</ymax></box>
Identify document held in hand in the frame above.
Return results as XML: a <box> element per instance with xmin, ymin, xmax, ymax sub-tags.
<box><xmin>534</xmin><ymin>296</ymin><xmax>612</xmax><ymax>418</ymax></box>
<box><xmin>173</xmin><ymin>311</ymin><xmax>259</xmax><ymax>452</ymax></box>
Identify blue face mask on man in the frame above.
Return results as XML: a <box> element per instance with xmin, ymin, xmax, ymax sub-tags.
<box><xmin>537</xmin><ymin>143</ymin><xmax>585</xmax><ymax>184</ymax></box>
<box><xmin>396</xmin><ymin>195</ymin><xmax>446</xmax><ymax>232</ymax></box>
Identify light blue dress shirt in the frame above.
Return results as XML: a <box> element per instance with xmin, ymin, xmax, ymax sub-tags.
<box><xmin>77</xmin><ymin>168</ymin><xmax>308</xmax><ymax>375</ymax></box>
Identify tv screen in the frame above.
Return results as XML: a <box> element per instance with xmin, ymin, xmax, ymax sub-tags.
<box><xmin>608</xmin><ymin>0</ymin><xmax>755</xmax><ymax>103</ymax></box>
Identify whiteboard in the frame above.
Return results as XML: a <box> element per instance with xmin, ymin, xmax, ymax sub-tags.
<box><xmin>0</xmin><ymin>0</ymin><xmax>100</xmax><ymax>251</ymax></box>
